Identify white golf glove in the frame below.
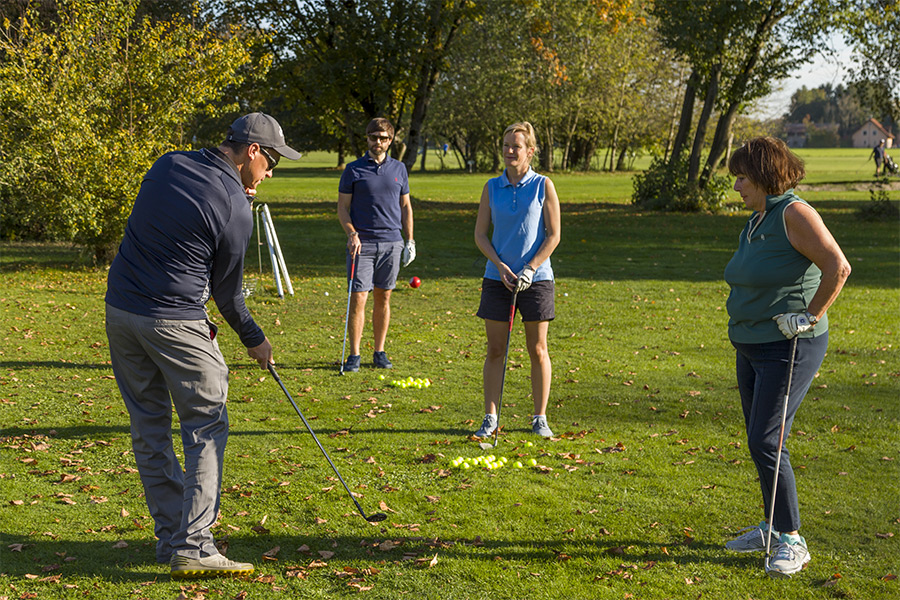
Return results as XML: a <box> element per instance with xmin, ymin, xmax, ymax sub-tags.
<box><xmin>515</xmin><ymin>265</ymin><xmax>535</xmax><ymax>292</ymax></box>
<box><xmin>401</xmin><ymin>239</ymin><xmax>416</xmax><ymax>267</ymax></box>
<box><xmin>772</xmin><ymin>312</ymin><xmax>813</xmax><ymax>339</ymax></box>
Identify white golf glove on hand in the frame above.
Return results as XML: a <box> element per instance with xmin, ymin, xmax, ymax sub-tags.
<box><xmin>515</xmin><ymin>265</ymin><xmax>535</xmax><ymax>292</ymax></box>
<box><xmin>401</xmin><ymin>239</ymin><xmax>416</xmax><ymax>267</ymax></box>
<box><xmin>773</xmin><ymin>312</ymin><xmax>813</xmax><ymax>339</ymax></box>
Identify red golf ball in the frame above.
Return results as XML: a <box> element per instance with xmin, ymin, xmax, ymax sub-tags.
<box><xmin>409</xmin><ymin>276</ymin><xmax>421</xmax><ymax>288</ymax></box>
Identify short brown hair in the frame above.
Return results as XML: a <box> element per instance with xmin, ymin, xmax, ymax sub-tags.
<box><xmin>728</xmin><ymin>136</ymin><xmax>805</xmax><ymax>195</ymax></box>
<box><xmin>366</xmin><ymin>118</ymin><xmax>394</xmax><ymax>138</ymax></box>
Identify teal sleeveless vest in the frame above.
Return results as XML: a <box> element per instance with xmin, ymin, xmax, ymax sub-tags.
<box><xmin>724</xmin><ymin>190</ymin><xmax>827</xmax><ymax>344</ymax></box>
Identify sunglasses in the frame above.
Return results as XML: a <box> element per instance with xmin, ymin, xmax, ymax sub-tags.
<box><xmin>367</xmin><ymin>134</ymin><xmax>392</xmax><ymax>142</ymax></box>
<box><xmin>259</xmin><ymin>146</ymin><xmax>279</xmax><ymax>170</ymax></box>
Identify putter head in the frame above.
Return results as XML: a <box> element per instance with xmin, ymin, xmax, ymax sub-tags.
<box><xmin>366</xmin><ymin>513</ymin><xmax>388</xmax><ymax>523</ymax></box>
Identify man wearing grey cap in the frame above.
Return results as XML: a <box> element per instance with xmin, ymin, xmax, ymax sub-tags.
<box><xmin>105</xmin><ymin>113</ymin><xmax>301</xmax><ymax>578</ymax></box>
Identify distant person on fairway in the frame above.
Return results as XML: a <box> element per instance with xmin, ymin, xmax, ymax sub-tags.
<box><xmin>105</xmin><ymin>113</ymin><xmax>301</xmax><ymax>578</ymax></box>
<box><xmin>473</xmin><ymin>122</ymin><xmax>561</xmax><ymax>439</ymax></box>
<box><xmin>337</xmin><ymin>118</ymin><xmax>415</xmax><ymax>372</ymax></box>
<box><xmin>870</xmin><ymin>139</ymin><xmax>886</xmax><ymax>176</ymax></box>
<box><xmin>723</xmin><ymin>136</ymin><xmax>850</xmax><ymax>578</ymax></box>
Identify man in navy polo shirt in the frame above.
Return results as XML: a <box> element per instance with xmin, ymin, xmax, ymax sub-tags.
<box><xmin>105</xmin><ymin>113</ymin><xmax>302</xmax><ymax>578</ymax></box>
<box><xmin>337</xmin><ymin>118</ymin><xmax>415</xmax><ymax>372</ymax></box>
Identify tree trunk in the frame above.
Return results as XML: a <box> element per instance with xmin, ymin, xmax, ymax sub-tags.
<box><xmin>609</xmin><ymin>121</ymin><xmax>621</xmax><ymax>172</ymax></box>
<box><xmin>699</xmin><ymin>3</ymin><xmax>781</xmax><ymax>189</ymax></box>
<box><xmin>561</xmin><ymin>108</ymin><xmax>580</xmax><ymax>171</ymax></box>
<box><xmin>420</xmin><ymin>135</ymin><xmax>427</xmax><ymax>171</ymax></box>
<box><xmin>669</xmin><ymin>69</ymin><xmax>699</xmax><ymax>166</ymax></box>
<box><xmin>665</xmin><ymin>64</ymin><xmax>686</xmax><ymax>162</ymax></box>
<box><xmin>616</xmin><ymin>145</ymin><xmax>628</xmax><ymax>171</ymax></box>
<box><xmin>402</xmin><ymin>5</ymin><xmax>465</xmax><ymax>173</ymax></box>
<box><xmin>688</xmin><ymin>61</ymin><xmax>721</xmax><ymax>185</ymax></box>
<box><xmin>540</xmin><ymin>123</ymin><xmax>554</xmax><ymax>172</ymax></box>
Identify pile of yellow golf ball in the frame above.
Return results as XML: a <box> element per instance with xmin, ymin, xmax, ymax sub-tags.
<box><xmin>450</xmin><ymin>455</ymin><xmax>538</xmax><ymax>470</ymax></box>
<box><xmin>381</xmin><ymin>375</ymin><xmax>431</xmax><ymax>389</ymax></box>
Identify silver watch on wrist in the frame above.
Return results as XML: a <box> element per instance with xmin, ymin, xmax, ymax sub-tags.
<box><xmin>805</xmin><ymin>311</ymin><xmax>818</xmax><ymax>325</ymax></box>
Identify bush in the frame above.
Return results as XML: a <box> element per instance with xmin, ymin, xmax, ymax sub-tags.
<box><xmin>0</xmin><ymin>0</ymin><xmax>260</xmax><ymax>262</ymax></box>
<box><xmin>632</xmin><ymin>156</ymin><xmax>731</xmax><ymax>212</ymax></box>
<box><xmin>856</xmin><ymin>187</ymin><xmax>900</xmax><ymax>221</ymax></box>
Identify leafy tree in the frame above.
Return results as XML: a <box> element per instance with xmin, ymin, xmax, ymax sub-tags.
<box><xmin>837</xmin><ymin>0</ymin><xmax>899</xmax><ymax>124</ymax></box>
<box><xmin>0</xmin><ymin>0</ymin><xmax>259</xmax><ymax>262</ymax></box>
<box><xmin>221</xmin><ymin>0</ymin><xmax>478</xmax><ymax>169</ymax></box>
<box><xmin>430</xmin><ymin>0</ymin><xmax>665</xmax><ymax>172</ymax></box>
<box><xmin>639</xmin><ymin>0</ymin><xmax>835</xmax><ymax>211</ymax></box>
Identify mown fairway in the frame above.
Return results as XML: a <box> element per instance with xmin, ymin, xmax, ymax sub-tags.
<box><xmin>1</xmin><ymin>150</ymin><xmax>898</xmax><ymax>599</ymax></box>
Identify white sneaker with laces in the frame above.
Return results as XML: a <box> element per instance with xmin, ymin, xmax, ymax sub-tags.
<box><xmin>474</xmin><ymin>414</ymin><xmax>497</xmax><ymax>438</ymax></box>
<box><xmin>170</xmin><ymin>553</ymin><xmax>254</xmax><ymax>579</ymax></box>
<box><xmin>725</xmin><ymin>521</ymin><xmax>779</xmax><ymax>552</ymax></box>
<box><xmin>531</xmin><ymin>415</ymin><xmax>553</xmax><ymax>437</ymax></box>
<box><xmin>766</xmin><ymin>533</ymin><xmax>810</xmax><ymax>578</ymax></box>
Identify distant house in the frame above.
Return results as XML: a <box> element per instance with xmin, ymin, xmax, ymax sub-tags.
<box><xmin>852</xmin><ymin>118</ymin><xmax>894</xmax><ymax>149</ymax></box>
<box><xmin>785</xmin><ymin>123</ymin><xmax>807</xmax><ymax>148</ymax></box>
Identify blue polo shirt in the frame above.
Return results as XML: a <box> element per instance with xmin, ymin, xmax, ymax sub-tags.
<box><xmin>483</xmin><ymin>168</ymin><xmax>553</xmax><ymax>282</ymax></box>
<box><xmin>339</xmin><ymin>152</ymin><xmax>409</xmax><ymax>242</ymax></box>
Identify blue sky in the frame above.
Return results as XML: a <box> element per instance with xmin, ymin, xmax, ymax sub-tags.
<box><xmin>754</xmin><ymin>36</ymin><xmax>854</xmax><ymax>120</ymax></box>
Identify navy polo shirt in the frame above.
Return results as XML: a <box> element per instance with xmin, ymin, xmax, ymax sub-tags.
<box><xmin>105</xmin><ymin>148</ymin><xmax>265</xmax><ymax>348</ymax></box>
<box><xmin>339</xmin><ymin>152</ymin><xmax>409</xmax><ymax>242</ymax></box>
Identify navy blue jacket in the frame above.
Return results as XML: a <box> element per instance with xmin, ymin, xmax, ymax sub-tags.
<box><xmin>106</xmin><ymin>148</ymin><xmax>265</xmax><ymax>348</ymax></box>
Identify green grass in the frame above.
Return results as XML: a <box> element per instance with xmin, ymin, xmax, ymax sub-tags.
<box><xmin>1</xmin><ymin>150</ymin><xmax>898</xmax><ymax>599</ymax></box>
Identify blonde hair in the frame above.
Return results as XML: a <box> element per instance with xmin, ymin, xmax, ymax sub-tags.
<box><xmin>503</xmin><ymin>122</ymin><xmax>538</xmax><ymax>155</ymax></box>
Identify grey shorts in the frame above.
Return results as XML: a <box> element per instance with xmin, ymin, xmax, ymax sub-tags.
<box><xmin>477</xmin><ymin>278</ymin><xmax>555</xmax><ymax>322</ymax></box>
<box><xmin>347</xmin><ymin>240</ymin><xmax>403</xmax><ymax>292</ymax></box>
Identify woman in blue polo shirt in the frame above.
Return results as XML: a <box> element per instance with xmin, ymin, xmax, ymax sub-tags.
<box><xmin>722</xmin><ymin>137</ymin><xmax>851</xmax><ymax>578</ymax></box>
<box><xmin>473</xmin><ymin>122</ymin><xmax>561</xmax><ymax>439</ymax></box>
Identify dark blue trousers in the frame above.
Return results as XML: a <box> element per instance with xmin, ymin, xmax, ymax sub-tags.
<box><xmin>732</xmin><ymin>333</ymin><xmax>828</xmax><ymax>533</ymax></box>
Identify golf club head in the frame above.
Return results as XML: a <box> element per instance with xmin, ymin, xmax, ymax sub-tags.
<box><xmin>478</xmin><ymin>442</ymin><xmax>495</xmax><ymax>451</ymax></box>
<box><xmin>366</xmin><ymin>513</ymin><xmax>388</xmax><ymax>522</ymax></box>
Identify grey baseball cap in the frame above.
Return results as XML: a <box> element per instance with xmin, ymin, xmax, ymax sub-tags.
<box><xmin>227</xmin><ymin>112</ymin><xmax>302</xmax><ymax>160</ymax></box>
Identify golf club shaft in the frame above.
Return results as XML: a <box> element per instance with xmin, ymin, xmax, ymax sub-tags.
<box><xmin>268</xmin><ymin>363</ymin><xmax>380</xmax><ymax>521</ymax></box>
<box><xmin>765</xmin><ymin>335</ymin><xmax>799</xmax><ymax>562</ymax></box>
<box><xmin>491</xmin><ymin>289</ymin><xmax>518</xmax><ymax>449</ymax></box>
<box><xmin>339</xmin><ymin>254</ymin><xmax>358</xmax><ymax>373</ymax></box>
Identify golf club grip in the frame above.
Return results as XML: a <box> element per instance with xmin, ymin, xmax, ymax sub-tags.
<box><xmin>267</xmin><ymin>364</ymin><xmax>367</xmax><ymax>515</ymax></box>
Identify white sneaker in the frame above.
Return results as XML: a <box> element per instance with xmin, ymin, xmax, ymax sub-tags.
<box><xmin>474</xmin><ymin>415</ymin><xmax>497</xmax><ymax>438</ymax></box>
<box><xmin>725</xmin><ymin>521</ymin><xmax>779</xmax><ymax>552</ymax></box>
<box><xmin>531</xmin><ymin>415</ymin><xmax>553</xmax><ymax>437</ymax></box>
<box><xmin>170</xmin><ymin>553</ymin><xmax>254</xmax><ymax>579</ymax></box>
<box><xmin>766</xmin><ymin>534</ymin><xmax>810</xmax><ymax>578</ymax></box>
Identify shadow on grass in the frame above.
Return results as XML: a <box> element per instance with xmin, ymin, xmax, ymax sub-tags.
<box><xmin>0</xmin><ymin>361</ymin><xmax>112</xmax><ymax>371</ymax></box>
<box><xmin>0</xmin><ymin>531</ymin><xmax>762</xmax><ymax>583</ymax></box>
<box><xmin>3</xmin><ymin>198</ymin><xmax>897</xmax><ymax>288</ymax></box>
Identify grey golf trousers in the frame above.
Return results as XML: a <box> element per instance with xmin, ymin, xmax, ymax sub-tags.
<box><xmin>105</xmin><ymin>304</ymin><xmax>229</xmax><ymax>562</ymax></box>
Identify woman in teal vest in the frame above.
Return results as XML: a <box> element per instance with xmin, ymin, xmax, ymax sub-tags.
<box><xmin>722</xmin><ymin>137</ymin><xmax>851</xmax><ymax>578</ymax></box>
